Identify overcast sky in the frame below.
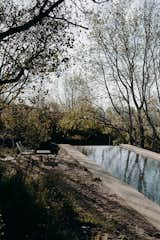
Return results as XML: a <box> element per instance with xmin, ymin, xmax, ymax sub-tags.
<box><xmin>16</xmin><ymin>0</ymin><xmax>147</xmax><ymax>107</ymax></box>
<box><xmin>49</xmin><ymin>0</ymin><xmax>143</xmax><ymax>106</ymax></box>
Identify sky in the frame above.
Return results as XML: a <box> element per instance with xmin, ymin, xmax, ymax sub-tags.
<box><xmin>48</xmin><ymin>0</ymin><xmax>142</xmax><ymax>106</ymax></box>
<box><xmin>14</xmin><ymin>0</ymin><xmax>146</xmax><ymax>107</ymax></box>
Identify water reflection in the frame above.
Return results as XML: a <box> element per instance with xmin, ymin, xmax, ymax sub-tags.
<box><xmin>77</xmin><ymin>146</ymin><xmax>160</xmax><ymax>205</ymax></box>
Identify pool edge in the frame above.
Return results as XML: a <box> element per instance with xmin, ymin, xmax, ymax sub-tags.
<box><xmin>60</xmin><ymin>144</ymin><xmax>160</xmax><ymax>231</ymax></box>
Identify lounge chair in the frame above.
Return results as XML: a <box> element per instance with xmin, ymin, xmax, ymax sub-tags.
<box><xmin>36</xmin><ymin>142</ymin><xmax>59</xmax><ymax>155</ymax></box>
<box><xmin>36</xmin><ymin>149</ymin><xmax>51</xmax><ymax>154</ymax></box>
<box><xmin>16</xmin><ymin>141</ymin><xmax>35</xmax><ymax>155</ymax></box>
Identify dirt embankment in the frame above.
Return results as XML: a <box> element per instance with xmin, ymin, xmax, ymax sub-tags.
<box><xmin>1</xmin><ymin>147</ymin><xmax>160</xmax><ymax>240</ymax></box>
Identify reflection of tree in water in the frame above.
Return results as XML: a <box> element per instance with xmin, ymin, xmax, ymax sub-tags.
<box><xmin>102</xmin><ymin>149</ymin><xmax>105</xmax><ymax>165</ymax></box>
<box><xmin>123</xmin><ymin>152</ymin><xmax>147</xmax><ymax>195</ymax></box>
<box><xmin>137</xmin><ymin>157</ymin><xmax>147</xmax><ymax>193</ymax></box>
<box><xmin>123</xmin><ymin>151</ymin><xmax>131</xmax><ymax>182</ymax></box>
<box><xmin>146</xmin><ymin>159</ymin><xmax>160</xmax><ymax>203</ymax></box>
<box><xmin>155</xmin><ymin>162</ymin><xmax>160</xmax><ymax>200</ymax></box>
<box><xmin>78</xmin><ymin>147</ymin><xmax>93</xmax><ymax>156</ymax></box>
<box><xmin>79</xmin><ymin>146</ymin><xmax>160</xmax><ymax>204</ymax></box>
<box><xmin>104</xmin><ymin>147</ymin><xmax>120</xmax><ymax>167</ymax></box>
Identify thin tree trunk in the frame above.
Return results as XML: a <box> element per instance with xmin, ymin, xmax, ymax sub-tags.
<box><xmin>137</xmin><ymin>109</ymin><xmax>145</xmax><ymax>148</ymax></box>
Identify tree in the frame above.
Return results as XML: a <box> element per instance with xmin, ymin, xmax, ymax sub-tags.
<box><xmin>62</xmin><ymin>73</ymin><xmax>92</xmax><ymax>109</ymax></box>
<box><xmin>59</xmin><ymin>102</ymin><xmax>105</xmax><ymax>141</ymax></box>
<box><xmin>0</xmin><ymin>0</ymin><xmax>71</xmax><ymax>91</ymax></box>
<box><xmin>0</xmin><ymin>0</ymin><xmax>110</xmax><ymax>110</ymax></box>
<box><xmin>0</xmin><ymin>0</ymin><xmax>69</xmax><ymax>109</ymax></box>
<box><xmin>90</xmin><ymin>0</ymin><xmax>160</xmax><ymax>148</ymax></box>
<box><xmin>0</xmin><ymin>0</ymin><xmax>109</xmax><ymax>84</ymax></box>
<box><xmin>1</xmin><ymin>102</ymin><xmax>61</xmax><ymax>147</ymax></box>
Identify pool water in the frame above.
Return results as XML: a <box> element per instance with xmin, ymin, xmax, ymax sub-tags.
<box><xmin>76</xmin><ymin>146</ymin><xmax>160</xmax><ymax>205</ymax></box>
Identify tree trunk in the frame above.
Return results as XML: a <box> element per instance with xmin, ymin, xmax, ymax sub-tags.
<box><xmin>137</xmin><ymin>109</ymin><xmax>145</xmax><ymax>148</ymax></box>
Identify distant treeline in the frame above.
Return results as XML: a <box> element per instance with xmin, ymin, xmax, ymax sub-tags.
<box><xmin>0</xmin><ymin>102</ymin><xmax>112</xmax><ymax>148</ymax></box>
<box><xmin>0</xmin><ymin>100</ymin><xmax>160</xmax><ymax>151</ymax></box>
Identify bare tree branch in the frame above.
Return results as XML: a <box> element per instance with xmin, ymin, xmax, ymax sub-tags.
<box><xmin>53</xmin><ymin>16</ymin><xmax>88</xmax><ymax>30</ymax></box>
<box><xmin>0</xmin><ymin>0</ymin><xmax>64</xmax><ymax>41</ymax></box>
<box><xmin>0</xmin><ymin>69</ymin><xmax>24</xmax><ymax>86</ymax></box>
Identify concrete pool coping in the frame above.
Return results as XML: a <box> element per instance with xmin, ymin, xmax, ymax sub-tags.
<box><xmin>120</xmin><ymin>144</ymin><xmax>160</xmax><ymax>161</ymax></box>
<box><xmin>60</xmin><ymin>144</ymin><xmax>160</xmax><ymax>231</ymax></box>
